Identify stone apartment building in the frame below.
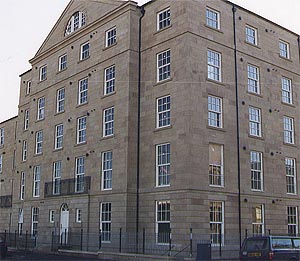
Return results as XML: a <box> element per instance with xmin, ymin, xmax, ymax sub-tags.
<box><xmin>1</xmin><ymin>0</ymin><xmax>300</xmax><ymax>258</ymax></box>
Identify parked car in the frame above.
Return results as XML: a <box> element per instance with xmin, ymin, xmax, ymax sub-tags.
<box><xmin>240</xmin><ymin>235</ymin><xmax>300</xmax><ymax>260</ymax></box>
<box><xmin>0</xmin><ymin>237</ymin><xmax>7</xmax><ymax>259</ymax></box>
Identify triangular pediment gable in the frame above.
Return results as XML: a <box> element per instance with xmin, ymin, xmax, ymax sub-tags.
<box><xmin>32</xmin><ymin>0</ymin><xmax>126</xmax><ymax>60</ymax></box>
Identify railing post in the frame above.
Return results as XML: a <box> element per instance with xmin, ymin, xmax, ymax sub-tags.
<box><xmin>142</xmin><ymin>228</ymin><xmax>145</xmax><ymax>254</ymax></box>
<box><xmin>268</xmin><ymin>229</ymin><xmax>271</xmax><ymax>235</ymax></box>
<box><xmin>64</xmin><ymin>229</ymin><xmax>67</xmax><ymax>246</ymax></box>
<box><xmin>99</xmin><ymin>229</ymin><xmax>102</xmax><ymax>250</ymax></box>
<box><xmin>245</xmin><ymin>229</ymin><xmax>248</xmax><ymax>238</ymax></box>
<box><xmin>119</xmin><ymin>228</ymin><xmax>122</xmax><ymax>253</ymax></box>
<box><xmin>51</xmin><ymin>231</ymin><xmax>54</xmax><ymax>251</ymax></box>
<box><xmin>80</xmin><ymin>228</ymin><xmax>83</xmax><ymax>251</ymax></box>
<box><xmin>219</xmin><ymin>226</ymin><xmax>222</xmax><ymax>257</ymax></box>
<box><xmin>190</xmin><ymin>228</ymin><xmax>193</xmax><ymax>258</ymax></box>
<box><xmin>14</xmin><ymin>230</ymin><xmax>17</xmax><ymax>248</ymax></box>
<box><xmin>34</xmin><ymin>235</ymin><xmax>37</xmax><ymax>248</ymax></box>
<box><xmin>168</xmin><ymin>228</ymin><xmax>172</xmax><ymax>256</ymax></box>
<box><xmin>25</xmin><ymin>230</ymin><xmax>28</xmax><ymax>249</ymax></box>
<box><xmin>4</xmin><ymin>230</ymin><xmax>6</xmax><ymax>243</ymax></box>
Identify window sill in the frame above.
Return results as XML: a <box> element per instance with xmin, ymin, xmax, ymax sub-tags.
<box><xmin>101</xmin><ymin>135</ymin><xmax>115</xmax><ymax>141</ymax></box>
<box><xmin>287</xmin><ymin>193</ymin><xmax>297</xmax><ymax>196</ymax></box>
<box><xmin>246</xmin><ymin>91</ymin><xmax>263</xmax><ymax>98</ymax></box>
<box><xmin>209</xmin><ymin>185</ymin><xmax>224</xmax><ymax>189</ymax></box>
<box><xmin>38</xmin><ymin>79</ymin><xmax>47</xmax><ymax>83</ymax></box>
<box><xmin>251</xmin><ymin>189</ymin><xmax>264</xmax><ymax>193</ymax></box>
<box><xmin>281</xmin><ymin>101</ymin><xmax>295</xmax><ymax>108</ymax></box>
<box><xmin>244</xmin><ymin>41</ymin><xmax>260</xmax><ymax>49</ymax></box>
<box><xmin>279</xmin><ymin>55</ymin><xmax>292</xmax><ymax>62</ymax></box>
<box><xmin>53</xmin><ymin>148</ymin><xmax>63</xmax><ymax>152</ymax></box>
<box><xmin>154</xmin><ymin>77</ymin><xmax>172</xmax><ymax>87</ymax></box>
<box><xmin>248</xmin><ymin>134</ymin><xmax>264</xmax><ymax>141</ymax></box>
<box><xmin>204</xmin><ymin>24</ymin><xmax>223</xmax><ymax>34</ymax></box>
<box><xmin>103</xmin><ymin>42</ymin><xmax>117</xmax><ymax>51</ymax></box>
<box><xmin>57</xmin><ymin>68</ymin><xmax>67</xmax><ymax>75</ymax></box>
<box><xmin>283</xmin><ymin>142</ymin><xmax>297</xmax><ymax>148</ymax></box>
<box><xmin>154</xmin><ymin>24</ymin><xmax>172</xmax><ymax>35</ymax></box>
<box><xmin>155</xmin><ymin>185</ymin><xmax>171</xmax><ymax>189</ymax></box>
<box><xmin>55</xmin><ymin>111</ymin><xmax>65</xmax><ymax>116</ymax></box>
<box><xmin>75</xmin><ymin>142</ymin><xmax>87</xmax><ymax>147</ymax></box>
<box><xmin>76</xmin><ymin>102</ymin><xmax>88</xmax><ymax>108</ymax></box>
<box><xmin>78</xmin><ymin>57</ymin><xmax>90</xmax><ymax>64</ymax></box>
<box><xmin>101</xmin><ymin>188</ymin><xmax>112</xmax><ymax>192</ymax></box>
<box><xmin>207</xmin><ymin>125</ymin><xmax>225</xmax><ymax>132</ymax></box>
<box><xmin>34</xmin><ymin>153</ymin><xmax>43</xmax><ymax>157</ymax></box>
<box><xmin>35</xmin><ymin>118</ymin><xmax>45</xmax><ymax>123</ymax></box>
<box><xmin>102</xmin><ymin>91</ymin><xmax>116</xmax><ymax>99</ymax></box>
<box><xmin>154</xmin><ymin>125</ymin><xmax>172</xmax><ymax>132</ymax></box>
<box><xmin>206</xmin><ymin>78</ymin><xmax>225</xmax><ymax>86</ymax></box>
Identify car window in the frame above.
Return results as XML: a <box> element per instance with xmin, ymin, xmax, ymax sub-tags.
<box><xmin>245</xmin><ymin>239</ymin><xmax>268</xmax><ymax>251</ymax></box>
<box><xmin>272</xmin><ymin>238</ymin><xmax>293</xmax><ymax>249</ymax></box>
<box><xmin>293</xmin><ymin>239</ymin><xmax>300</xmax><ymax>249</ymax></box>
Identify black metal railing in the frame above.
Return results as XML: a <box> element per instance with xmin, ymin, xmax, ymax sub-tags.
<box><xmin>0</xmin><ymin>195</ymin><xmax>12</xmax><ymax>208</ymax></box>
<box><xmin>44</xmin><ymin>176</ymin><xmax>91</xmax><ymax>198</ymax></box>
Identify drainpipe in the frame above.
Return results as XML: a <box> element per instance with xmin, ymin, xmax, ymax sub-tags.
<box><xmin>297</xmin><ymin>36</ymin><xmax>300</xmax><ymax>66</ymax></box>
<box><xmin>232</xmin><ymin>4</ymin><xmax>242</xmax><ymax>249</ymax></box>
<box><xmin>136</xmin><ymin>5</ymin><xmax>145</xmax><ymax>254</ymax></box>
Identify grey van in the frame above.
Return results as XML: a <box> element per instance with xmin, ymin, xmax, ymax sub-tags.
<box><xmin>240</xmin><ymin>236</ymin><xmax>300</xmax><ymax>260</ymax></box>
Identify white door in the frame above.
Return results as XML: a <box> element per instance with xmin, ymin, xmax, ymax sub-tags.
<box><xmin>60</xmin><ymin>203</ymin><xmax>69</xmax><ymax>244</ymax></box>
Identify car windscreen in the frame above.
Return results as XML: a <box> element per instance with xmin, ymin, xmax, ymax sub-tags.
<box><xmin>292</xmin><ymin>238</ymin><xmax>300</xmax><ymax>249</ymax></box>
<box><xmin>244</xmin><ymin>238</ymin><xmax>268</xmax><ymax>251</ymax></box>
<box><xmin>272</xmin><ymin>238</ymin><xmax>293</xmax><ymax>249</ymax></box>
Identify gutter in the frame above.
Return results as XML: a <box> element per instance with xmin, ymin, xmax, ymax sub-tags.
<box><xmin>136</xmin><ymin>4</ymin><xmax>145</xmax><ymax>254</ymax></box>
<box><xmin>231</xmin><ymin>4</ymin><xmax>242</xmax><ymax>249</ymax></box>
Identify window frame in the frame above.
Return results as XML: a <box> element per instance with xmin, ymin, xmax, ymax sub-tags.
<box><xmin>39</xmin><ymin>65</ymin><xmax>47</xmax><ymax>82</ymax></box>
<box><xmin>76</xmin><ymin>209</ymin><xmax>82</xmax><ymax>223</ymax></box>
<box><xmin>157</xmin><ymin>49</ymin><xmax>171</xmax><ymax>82</ymax></box>
<box><xmin>207</xmin><ymin>49</ymin><xmax>221</xmax><ymax>82</ymax></box>
<box><xmin>18</xmin><ymin>208</ymin><xmax>24</xmax><ymax>236</ymax></box>
<box><xmin>103</xmin><ymin>107</ymin><xmax>114</xmax><ymax>137</ymax></box>
<box><xmin>35</xmin><ymin>130</ymin><xmax>43</xmax><ymax>155</ymax></box>
<box><xmin>252</xmin><ymin>204</ymin><xmax>265</xmax><ymax>236</ymax></box>
<box><xmin>77</xmin><ymin>116</ymin><xmax>87</xmax><ymax>144</ymax></box>
<box><xmin>0</xmin><ymin>128</ymin><xmax>3</xmax><ymax>146</ymax></box>
<box><xmin>37</xmin><ymin>97</ymin><xmax>45</xmax><ymax>121</ymax></box>
<box><xmin>78</xmin><ymin>78</ymin><xmax>88</xmax><ymax>105</ymax></box>
<box><xmin>102</xmin><ymin>151</ymin><xmax>113</xmax><ymax>191</ymax></box>
<box><xmin>156</xmin><ymin>143</ymin><xmax>171</xmax><ymax>187</ymax></box>
<box><xmin>26</xmin><ymin>81</ymin><xmax>32</xmax><ymax>95</ymax></box>
<box><xmin>33</xmin><ymin>166</ymin><xmax>41</xmax><ymax>198</ymax></box>
<box><xmin>100</xmin><ymin>202</ymin><xmax>112</xmax><ymax>243</ymax></box>
<box><xmin>250</xmin><ymin>151</ymin><xmax>263</xmax><ymax>191</ymax></box>
<box><xmin>288</xmin><ymin>206</ymin><xmax>298</xmax><ymax>236</ymax></box>
<box><xmin>245</xmin><ymin>25</ymin><xmax>258</xmax><ymax>45</ymax></box>
<box><xmin>31</xmin><ymin>207</ymin><xmax>39</xmax><ymax>237</ymax></box>
<box><xmin>22</xmin><ymin>140</ymin><xmax>27</xmax><ymax>162</ymax></box>
<box><xmin>209</xmin><ymin>143</ymin><xmax>224</xmax><ymax>187</ymax></box>
<box><xmin>283</xmin><ymin>116</ymin><xmax>295</xmax><ymax>144</ymax></box>
<box><xmin>65</xmin><ymin>11</ymin><xmax>86</xmax><ymax>36</ymax></box>
<box><xmin>49</xmin><ymin>210</ymin><xmax>55</xmax><ymax>223</ymax></box>
<box><xmin>55</xmin><ymin>124</ymin><xmax>64</xmax><ymax>150</ymax></box>
<box><xmin>80</xmin><ymin>42</ymin><xmax>90</xmax><ymax>61</ymax></box>
<box><xmin>105</xmin><ymin>27</ymin><xmax>117</xmax><ymax>47</ymax></box>
<box><xmin>208</xmin><ymin>95</ymin><xmax>223</xmax><ymax>128</ymax></box>
<box><xmin>20</xmin><ymin>172</ymin><xmax>25</xmax><ymax>200</ymax></box>
<box><xmin>75</xmin><ymin>156</ymin><xmax>85</xmax><ymax>193</ymax></box>
<box><xmin>53</xmin><ymin>161</ymin><xmax>62</xmax><ymax>196</ymax></box>
<box><xmin>157</xmin><ymin>95</ymin><xmax>171</xmax><ymax>128</ymax></box>
<box><xmin>104</xmin><ymin>65</ymin><xmax>115</xmax><ymax>95</ymax></box>
<box><xmin>157</xmin><ymin>7</ymin><xmax>171</xmax><ymax>31</ymax></box>
<box><xmin>156</xmin><ymin>200</ymin><xmax>171</xmax><ymax>245</ymax></box>
<box><xmin>210</xmin><ymin>201</ymin><xmax>224</xmax><ymax>246</ymax></box>
<box><xmin>247</xmin><ymin>64</ymin><xmax>260</xmax><ymax>94</ymax></box>
<box><xmin>24</xmin><ymin>110</ymin><xmax>29</xmax><ymax>131</ymax></box>
<box><xmin>286</xmin><ymin>158</ymin><xmax>297</xmax><ymax>195</ymax></box>
<box><xmin>206</xmin><ymin>7</ymin><xmax>220</xmax><ymax>30</ymax></box>
<box><xmin>279</xmin><ymin>40</ymin><xmax>290</xmax><ymax>59</ymax></box>
<box><xmin>281</xmin><ymin>77</ymin><xmax>293</xmax><ymax>104</ymax></box>
<box><xmin>58</xmin><ymin>54</ymin><xmax>67</xmax><ymax>71</ymax></box>
<box><xmin>56</xmin><ymin>88</ymin><xmax>65</xmax><ymax>113</ymax></box>
<box><xmin>249</xmin><ymin>106</ymin><xmax>262</xmax><ymax>137</ymax></box>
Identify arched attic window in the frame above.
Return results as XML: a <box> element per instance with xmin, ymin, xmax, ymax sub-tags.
<box><xmin>65</xmin><ymin>11</ymin><xmax>86</xmax><ymax>36</ymax></box>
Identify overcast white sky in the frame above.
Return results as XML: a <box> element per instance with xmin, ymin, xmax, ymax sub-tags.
<box><xmin>0</xmin><ymin>0</ymin><xmax>300</xmax><ymax>122</ymax></box>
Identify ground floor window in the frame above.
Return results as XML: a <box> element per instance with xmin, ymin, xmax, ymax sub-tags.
<box><xmin>288</xmin><ymin>206</ymin><xmax>298</xmax><ymax>236</ymax></box>
<box><xmin>210</xmin><ymin>201</ymin><xmax>224</xmax><ymax>245</ymax></box>
<box><xmin>31</xmin><ymin>207</ymin><xmax>39</xmax><ymax>237</ymax></box>
<box><xmin>18</xmin><ymin>208</ymin><xmax>24</xmax><ymax>236</ymax></box>
<box><xmin>156</xmin><ymin>200</ymin><xmax>170</xmax><ymax>244</ymax></box>
<box><xmin>252</xmin><ymin>204</ymin><xmax>264</xmax><ymax>235</ymax></box>
<box><xmin>100</xmin><ymin>203</ymin><xmax>111</xmax><ymax>242</ymax></box>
